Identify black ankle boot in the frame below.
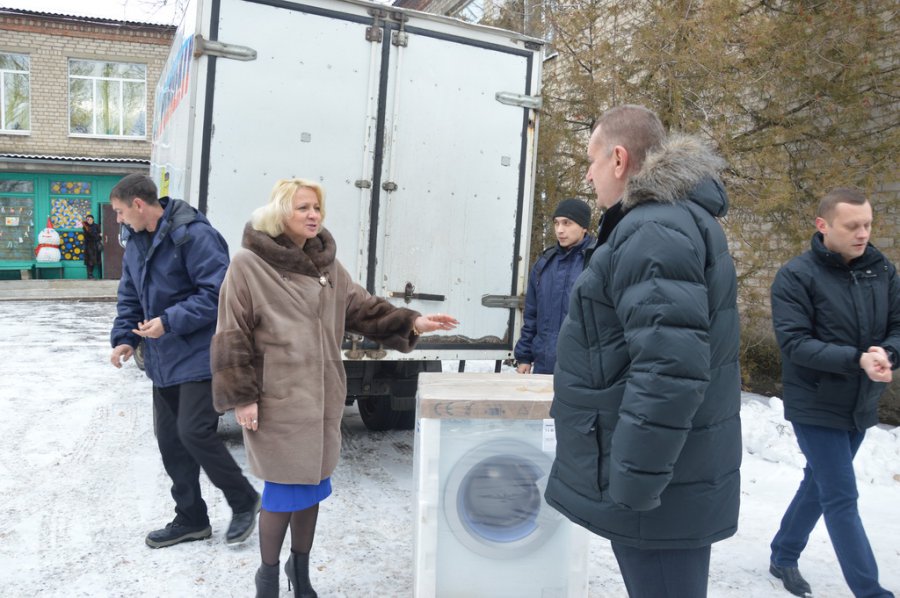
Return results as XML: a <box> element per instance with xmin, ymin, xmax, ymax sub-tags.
<box><xmin>284</xmin><ymin>551</ymin><xmax>318</xmax><ymax>598</ymax></box>
<box><xmin>255</xmin><ymin>562</ymin><xmax>279</xmax><ymax>598</ymax></box>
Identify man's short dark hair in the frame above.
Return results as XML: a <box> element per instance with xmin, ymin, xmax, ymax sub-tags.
<box><xmin>110</xmin><ymin>174</ymin><xmax>159</xmax><ymax>207</ymax></box>
<box><xmin>817</xmin><ymin>187</ymin><xmax>868</xmax><ymax>221</ymax></box>
<box><xmin>594</xmin><ymin>105</ymin><xmax>666</xmax><ymax>174</ymax></box>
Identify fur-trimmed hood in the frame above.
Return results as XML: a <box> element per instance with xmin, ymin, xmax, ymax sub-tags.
<box><xmin>622</xmin><ymin>133</ymin><xmax>728</xmax><ymax>216</ymax></box>
<box><xmin>241</xmin><ymin>222</ymin><xmax>336</xmax><ymax>277</ymax></box>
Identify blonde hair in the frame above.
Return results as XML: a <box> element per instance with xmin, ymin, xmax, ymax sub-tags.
<box><xmin>251</xmin><ymin>178</ymin><xmax>326</xmax><ymax>237</ymax></box>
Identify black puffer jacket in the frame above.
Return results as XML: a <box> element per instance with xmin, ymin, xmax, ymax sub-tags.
<box><xmin>545</xmin><ymin>134</ymin><xmax>742</xmax><ymax>549</ymax></box>
<box><xmin>771</xmin><ymin>234</ymin><xmax>900</xmax><ymax>431</ymax></box>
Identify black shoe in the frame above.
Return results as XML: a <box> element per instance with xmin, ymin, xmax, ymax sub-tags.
<box><xmin>226</xmin><ymin>492</ymin><xmax>262</xmax><ymax>544</ymax></box>
<box><xmin>770</xmin><ymin>563</ymin><xmax>813</xmax><ymax>597</ymax></box>
<box><xmin>145</xmin><ymin>521</ymin><xmax>212</xmax><ymax>548</ymax></box>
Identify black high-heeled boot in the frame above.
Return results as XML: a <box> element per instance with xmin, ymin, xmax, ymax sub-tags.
<box><xmin>255</xmin><ymin>562</ymin><xmax>279</xmax><ymax>598</ymax></box>
<box><xmin>284</xmin><ymin>551</ymin><xmax>318</xmax><ymax>598</ymax></box>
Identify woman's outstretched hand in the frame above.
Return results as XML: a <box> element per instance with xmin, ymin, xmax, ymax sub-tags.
<box><xmin>414</xmin><ymin>313</ymin><xmax>459</xmax><ymax>334</ymax></box>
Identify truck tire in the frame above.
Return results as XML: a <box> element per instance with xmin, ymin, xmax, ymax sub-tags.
<box><xmin>396</xmin><ymin>409</ymin><xmax>416</xmax><ymax>431</ymax></box>
<box><xmin>357</xmin><ymin>397</ymin><xmax>399</xmax><ymax>432</ymax></box>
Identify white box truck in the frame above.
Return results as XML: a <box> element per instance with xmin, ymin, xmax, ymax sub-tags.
<box><xmin>150</xmin><ymin>0</ymin><xmax>543</xmax><ymax>430</ymax></box>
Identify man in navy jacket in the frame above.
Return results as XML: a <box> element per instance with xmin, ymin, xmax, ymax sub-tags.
<box><xmin>769</xmin><ymin>187</ymin><xmax>898</xmax><ymax>598</ymax></box>
<box><xmin>109</xmin><ymin>174</ymin><xmax>259</xmax><ymax>549</ymax></box>
<box><xmin>515</xmin><ymin>198</ymin><xmax>594</xmax><ymax>374</ymax></box>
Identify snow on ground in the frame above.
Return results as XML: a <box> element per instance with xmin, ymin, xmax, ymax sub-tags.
<box><xmin>1</xmin><ymin>301</ymin><xmax>898</xmax><ymax>597</ymax></box>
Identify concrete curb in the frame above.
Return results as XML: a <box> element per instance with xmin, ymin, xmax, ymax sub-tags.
<box><xmin>0</xmin><ymin>280</ymin><xmax>119</xmax><ymax>302</ymax></box>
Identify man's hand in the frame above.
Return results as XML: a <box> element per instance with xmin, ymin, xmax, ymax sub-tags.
<box><xmin>516</xmin><ymin>362</ymin><xmax>533</xmax><ymax>374</ymax></box>
<box><xmin>133</xmin><ymin>317</ymin><xmax>166</xmax><ymax>339</ymax></box>
<box><xmin>110</xmin><ymin>344</ymin><xmax>134</xmax><ymax>368</ymax></box>
<box><xmin>860</xmin><ymin>348</ymin><xmax>892</xmax><ymax>383</ymax></box>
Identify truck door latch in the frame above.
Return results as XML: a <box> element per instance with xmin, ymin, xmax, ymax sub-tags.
<box><xmin>193</xmin><ymin>34</ymin><xmax>257</xmax><ymax>61</ymax></box>
<box><xmin>495</xmin><ymin>91</ymin><xmax>542</xmax><ymax>110</ymax></box>
<box><xmin>389</xmin><ymin>282</ymin><xmax>445</xmax><ymax>304</ymax></box>
<box><xmin>481</xmin><ymin>294</ymin><xmax>525</xmax><ymax>309</ymax></box>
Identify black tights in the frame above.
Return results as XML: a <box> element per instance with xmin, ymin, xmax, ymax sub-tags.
<box><xmin>259</xmin><ymin>505</ymin><xmax>319</xmax><ymax>567</ymax></box>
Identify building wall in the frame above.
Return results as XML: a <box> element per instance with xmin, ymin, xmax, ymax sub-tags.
<box><xmin>0</xmin><ymin>11</ymin><xmax>174</xmax><ymax>159</ymax></box>
<box><xmin>0</xmin><ymin>10</ymin><xmax>175</xmax><ymax>279</ymax></box>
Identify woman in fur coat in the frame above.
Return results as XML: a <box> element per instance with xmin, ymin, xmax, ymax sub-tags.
<box><xmin>211</xmin><ymin>178</ymin><xmax>457</xmax><ymax>598</ymax></box>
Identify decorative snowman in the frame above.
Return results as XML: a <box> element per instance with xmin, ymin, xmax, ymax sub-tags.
<box><xmin>34</xmin><ymin>217</ymin><xmax>61</xmax><ymax>262</ymax></box>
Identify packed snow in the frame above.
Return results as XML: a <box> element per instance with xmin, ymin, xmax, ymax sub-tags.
<box><xmin>1</xmin><ymin>301</ymin><xmax>897</xmax><ymax>597</ymax></box>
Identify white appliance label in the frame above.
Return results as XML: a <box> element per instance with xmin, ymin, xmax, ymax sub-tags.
<box><xmin>542</xmin><ymin>418</ymin><xmax>556</xmax><ymax>453</ymax></box>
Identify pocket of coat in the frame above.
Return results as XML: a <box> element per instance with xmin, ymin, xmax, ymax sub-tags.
<box><xmin>550</xmin><ymin>405</ymin><xmax>603</xmax><ymax>498</ymax></box>
<box><xmin>814</xmin><ymin>373</ymin><xmax>854</xmax><ymax>409</ymax></box>
<box><xmin>261</xmin><ymin>358</ymin><xmax>294</xmax><ymax>399</ymax></box>
<box><xmin>578</xmin><ymin>302</ymin><xmax>607</xmax><ymax>388</ymax></box>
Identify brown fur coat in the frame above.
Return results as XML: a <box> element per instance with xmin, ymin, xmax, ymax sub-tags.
<box><xmin>211</xmin><ymin>224</ymin><xmax>419</xmax><ymax>484</ymax></box>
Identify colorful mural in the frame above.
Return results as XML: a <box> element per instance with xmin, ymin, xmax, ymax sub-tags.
<box><xmin>51</xmin><ymin>198</ymin><xmax>93</xmax><ymax>229</ymax></box>
<box><xmin>50</xmin><ymin>181</ymin><xmax>92</xmax><ymax>195</ymax></box>
<box><xmin>59</xmin><ymin>231</ymin><xmax>85</xmax><ymax>261</ymax></box>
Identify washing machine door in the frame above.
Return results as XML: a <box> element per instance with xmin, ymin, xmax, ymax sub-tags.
<box><xmin>443</xmin><ymin>438</ymin><xmax>562</xmax><ymax>559</ymax></box>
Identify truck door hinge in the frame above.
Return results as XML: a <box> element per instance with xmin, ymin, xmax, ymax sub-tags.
<box><xmin>193</xmin><ymin>34</ymin><xmax>257</xmax><ymax>61</ymax></box>
<box><xmin>366</xmin><ymin>8</ymin><xmax>386</xmax><ymax>43</ymax></box>
<box><xmin>495</xmin><ymin>91</ymin><xmax>543</xmax><ymax>110</ymax></box>
<box><xmin>382</xmin><ymin>181</ymin><xmax>397</xmax><ymax>192</ymax></box>
<box><xmin>389</xmin><ymin>9</ymin><xmax>409</xmax><ymax>46</ymax></box>
<box><xmin>482</xmin><ymin>294</ymin><xmax>525</xmax><ymax>309</ymax></box>
<box><xmin>354</xmin><ymin>180</ymin><xmax>372</xmax><ymax>189</ymax></box>
<box><xmin>392</xmin><ymin>31</ymin><xmax>409</xmax><ymax>47</ymax></box>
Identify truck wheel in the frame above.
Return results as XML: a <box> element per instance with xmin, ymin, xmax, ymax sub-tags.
<box><xmin>395</xmin><ymin>409</ymin><xmax>416</xmax><ymax>431</ymax></box>
<box><xmin>357</xmin><ymin>397</ymin><xmax>400</xmax><ymax>432</ymax></box>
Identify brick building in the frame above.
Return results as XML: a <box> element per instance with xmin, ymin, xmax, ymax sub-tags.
<box><xmin>0</xmin><ymin>7</ymin><xmax>174</xmax><ymax>279</ymax></box>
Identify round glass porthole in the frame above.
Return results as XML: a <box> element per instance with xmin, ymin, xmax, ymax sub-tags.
<box><xmin>443</xmin><ymin>439</ymin><xmax>560</xmax><ymax>559</ymax></box>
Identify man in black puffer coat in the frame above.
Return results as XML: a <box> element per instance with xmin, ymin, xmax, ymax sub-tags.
<box><xmin>545</xmin><ymin>105</ymin><xmax>742</xmax><ymax>598</ymax></box>
<box><xmin>768</xmin><ymin>187</ymin><xmax>898</xmax><ymax>598</ymax></box>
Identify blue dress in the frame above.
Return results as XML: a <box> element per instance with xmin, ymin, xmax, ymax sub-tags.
<box><xmin>262</xmin><ymin>477</ymin><xmax>332</xmax><ymax>512</ymax></box>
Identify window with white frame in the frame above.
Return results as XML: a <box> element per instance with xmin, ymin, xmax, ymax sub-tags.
<box><xmin>69</xmin><ymin>59</ymin><xmax>147</xmax><ymax>138</ymax></box>
<box><xmin>0</xmin><ymin>52</ymin><xmax>30</xmax><ymax>132</ymax></box>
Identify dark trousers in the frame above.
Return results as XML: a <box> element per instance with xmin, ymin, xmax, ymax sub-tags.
<box><xmin>153</xmin><ymin>380</ymin><xmax>257</xmax><ymax>527</ymax></box>
<box><xmin>771</xmin><ymin>423</ymin><xmax>892</xmax><ymax>598</ymax></box>
<box><xmin>84</xmin><ymin>256</ymin><xmax>99</xmax><ymax>278</ymax></box>
<box><xmin>611</xmin><ymin>542</ymin><xmax>711</xmax><ymax>598</ymax></box>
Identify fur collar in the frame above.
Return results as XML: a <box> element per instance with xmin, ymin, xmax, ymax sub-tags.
<box><xmin>241</xmin><ymin>223</ymin><xmax>336</xmax><ymax>277</ymax></box>
<box><xmin>622</xmin><ymin>133</ymin><xmax>726</xmax><ymax>209</ymax></box>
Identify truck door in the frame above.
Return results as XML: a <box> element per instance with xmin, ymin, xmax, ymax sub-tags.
<box><xmin>189</xmin><ymin>0</ymin><xmax>540</xmax><ymax>358</ymax></box>
<box><xmin>200</xmin><ymin>0</ymin><xmax>383</xmax><ymax>283</ymax></box>
<box><xmin>375</xmin><ymin>25</ymin><xmax>537</xmax><ymax>352</ymax></box>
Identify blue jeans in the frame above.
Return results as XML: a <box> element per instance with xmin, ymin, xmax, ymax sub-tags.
<box><xmin>612</xmin><ymin>542</ymin><xmax>711</xmax><ymax>598</ymax></box>
<box><xmin>770</xmin><ymin>423</ymin><xmax>893</xmax><ymax>598</ymax></box>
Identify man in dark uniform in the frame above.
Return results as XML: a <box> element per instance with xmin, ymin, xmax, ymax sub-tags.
<box><xmin>81</xmin><ymin>214</ymin><xmax>101</xmax><ymax>279</ymax></box>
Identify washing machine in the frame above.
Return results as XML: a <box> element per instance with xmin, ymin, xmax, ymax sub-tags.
<box><xmin>413</xmin><ymin>372</ymin><xmax>589</xmax><ymax>598</ymax></box>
